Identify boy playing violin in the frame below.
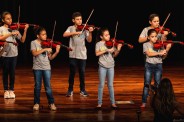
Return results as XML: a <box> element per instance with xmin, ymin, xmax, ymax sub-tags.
<box><xmin>63</xmin><ymin>11</ymin><xmax>94</xmax><ymax>97</ymax></box>
<box><xmin>138</xmin><ymin>13</ymin><xmax>171</xmax><ymax>53</ymax></box>
<box><xmin>140</xmin><ymin>29</ymin><xmax>167</xmax><ymax>108</ymax></box>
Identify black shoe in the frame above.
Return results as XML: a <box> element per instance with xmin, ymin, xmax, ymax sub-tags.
<box><xmin>95</xmin><ymin>106</ymin><xmax>102</xmax><ymax>110</ymax></box>
<box><xmin>66</xmin><ymin>90</ymin><xmax>73</xmax><ymax>97</ymax></box>
<box><xmin>111</xmin><ymin>106</ymin><xmax>118</xmax><ymax>110</ymax></box>
<box><xmin>80</xmin><ymin>90</ymin><xmax>89</xmax><ymax>97</ymax></box>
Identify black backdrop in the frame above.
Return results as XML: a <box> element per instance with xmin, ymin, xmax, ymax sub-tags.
<box><xmin>0</xmin><ymin>0</ymin><xmax>184</xmax><ymax>67</ymax></box>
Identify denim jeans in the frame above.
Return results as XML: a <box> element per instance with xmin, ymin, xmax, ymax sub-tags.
<box><xmin>98</xmin><ymin>65</ymin><xmax>115</xmax><ymax>105</ymax></box>
<box><xmin>2</xmin><ymin>57</ymin><xmax>17</xmax><ymax>91</ymax></box>
<box><xmin>68</xmin><ymin>58</ymin><xmax>86</xmax><ymax>91</ymax></box>
<box><xmin>33</xmin><ymin>70</ymin><xmax>54</xmax><ymax>104</ymax></box>
<box><xmin>142</xmin><ymin>62</ymin><xmax>162</xmax><ymax>103</ymax></box>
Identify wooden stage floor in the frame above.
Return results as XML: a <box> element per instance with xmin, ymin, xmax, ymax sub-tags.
<box><xmin>0</xmin><ymin>63</ymin><xmax>184</xmax><ymax>122</ymax></box>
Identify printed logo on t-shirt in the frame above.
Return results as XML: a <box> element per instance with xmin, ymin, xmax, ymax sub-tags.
<box><xmin>100</xmin><ymin>46</ymin><xmax>107</xmax><ymax>51</ymax></box>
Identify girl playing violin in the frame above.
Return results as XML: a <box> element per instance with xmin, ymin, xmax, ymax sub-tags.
<box><xmin>0</xmin><ymin>11</ymin><xmax>29</xmax><ymax>99</ymax></box>
<box><xmin>138</xmin><ymin>13</ymin><xmax>171</xmax><ymax>53</ymax></box>
<box><xmin>95</xmin><ymin>27</ymin><xmax>122</xmax><ymax>110</ymax></box>
<box><xmin>140</xmin><ymin>29</ymin><xmax>167</xmax><ymax>108</ymax></box>
<box><xmin>31</xmin><ymin>26</ymin><xmax>60</xmax><ymax>111</ymax></box>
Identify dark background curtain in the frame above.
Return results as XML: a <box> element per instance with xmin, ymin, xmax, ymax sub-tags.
<box><xmin>0</xmin><ymin>0</ymin><xmax>184</xmax><ymax>67</ymax></box>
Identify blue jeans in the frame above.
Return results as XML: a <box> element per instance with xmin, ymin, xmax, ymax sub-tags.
<box><xmin>68</xmin><ymin>58</ymin><xmax>86</xmax><ymax>91</ymax></box>
<box><xmin>142</xmin><ymin>62</ymin><xmax>162</xmax><ymax>103</ymax></box>
<box><xmin>33</xmin><ymin>70</ymin><xmax>54</xmax><ymax>104</ymax></box>
<box><xmin>98</xmin><ymin>65</ymin><xmax>115</xmax><ymax>105</ymax></box>
<box><xmin>2</xmin><ymin>57</ymin><xmax>17</xmax><ymax>91</ymax></box>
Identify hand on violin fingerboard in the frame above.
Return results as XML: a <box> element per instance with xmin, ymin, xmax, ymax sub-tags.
<box><xmin>88</xmin><ymin>26</ymin><xmax>94</xmax><ymax>32</ymax></box>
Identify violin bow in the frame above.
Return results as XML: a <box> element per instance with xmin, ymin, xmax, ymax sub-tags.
<box><xmin>158</xmin><ymin>13</ymin><xmax>171</xmax><ymax>34</ymax></box>
<box><xmin>113</xmin><ymin>20</ymin><xmax>118</xmax><ymax>47</ymax></box>
<box><xmin>114</xmin><ymin>20</ymin><xmax>118</xmax><ymax>40</ymax></box>
<box><xmin>81</xmin><ymin>9</ymin><xmax>94</xmax><ymax>32</ymax></box>
<box><xmin>159</xmin><ymin>13</ymin><xmax>171</xmax><ymax>49</ymax></box>
<box><xmin>51</xmin><ymin>20</ymin><xmax>56</xmax><ymax>49</ymax></box>
<box><xmin>17</xmin><ymin>5</ymin><xmax>21</xmax><ymax>30</ymax></box>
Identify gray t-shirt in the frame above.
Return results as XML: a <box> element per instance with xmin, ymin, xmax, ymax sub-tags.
<box><xmin>143</xmin><ymin>42</ymin><xmax>162</xmax><ymax>64</ymax></box>
<box><xmin>95</xmin><ymin>41</ymin><xmax>115</xmax><ymax>68</ymax></box>
<box><xmin>65</xmin><ymin>25</ymin><xmax>89</xmax><ymax>59</ymax></box>
<box><xmin>0</xmin><ymin>26</ymin><xmax>21</xmax><ymax>57</ymax></box>
<box><xmin>139</xmin><ymin>27</ymin><xmax>162</xmax><ymax>41</ymax></box>
<box><xmin>30</xmin><ymin>40</ymin><xmax>51</xmax><ymax>70</ymax></box>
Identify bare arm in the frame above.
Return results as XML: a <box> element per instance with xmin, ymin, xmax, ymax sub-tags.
<box><xmin>113</xmin><ymin>44</ymin><xmax>122</xmax><ymax>57</ymax></box>
<box><xmin>0</xmin><ymin>32</ymin><xmax>16</xmax><ymax>41</ymax></box>
<box><xmin>48</xmin><ymin>45</ymin><xmax>60</xmax><ymax>60</ymax></box>
<box><xmin>86</xmin><ymin>27</ymin><xmax>94</xmax><ymax>43</ymax></box>
<box><xmin>63</xmin><ymin>31</ymin><xmax>82</xmax><ymax>37</ymax></box>
<box><xmin>31</xmin><ymin>48</ymin><xmax>52</xmax><ymax>57</ymax></box>
<box><xmin>96</xmin><ymin>47</ymin><xmax>114</xmax><ymax>56</ymax></box>
<box><xmin>20</xmin><ymin>24</ymin><xmax>29</xmax><ymax>43</ymax></box>
<box><xmin>86</xmin><ymin>32</ymin><xmax>92</xmax><ymax>43</ymax></box>
<box><xmin>145</xmin><ymin>49</ymin><xmax>167</xmax><ymax>57</ymax></box>
<box><xmin>138</xmin><ymin>36</ymin><xmax>148</xmax><ymax>43</ymax></box>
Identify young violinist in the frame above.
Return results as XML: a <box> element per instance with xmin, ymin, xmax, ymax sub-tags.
<box><xmin>63</xmin><ymin>11</ymin><xmax>94</xmax><ymax>97</ymax></box>
<box><xmin>140</xmin><ymin>29</ymin><xmax>167</xmax><ymax>108</ymax></box>
<box><xmin>95</xmin><ymin>27</ymin><xmax>122</xmax><ymax>109</ymax></box>
<box><xmin>138</xmin><ymin>13</ymin><xmax>171</xmax><ymax>53</ymax></box>
<box><xmin>31</xmin><ymin>26</ymin><xmax>60</xmax><ymax>111</ymax></box>
<box><xmin>0</xmin><ymin>11</ymin><xmax>29</xmax><ymax>99</ymax></box>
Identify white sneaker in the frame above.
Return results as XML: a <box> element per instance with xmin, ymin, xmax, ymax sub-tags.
<box><xmin>9</xmin><ymin>91</ymin><xmax>15</xmax><ymax>98</ymax></box>
<box><xmin>33</xmin><ymin>104</ymin><xmax>39</xmax><ymax>111</ymax></box>
<box><xmin>4</xmin><ymin>91</ymin><xmax>10</xmax><ymax>99</ymax></box>
<box><xmin>49</xmin><ymin>103</ymin><xmax>57</xmax><ymax>111</ymax></box>
<box><xmin>140</xmin><ymin>103</ymin><xmax>146</xmax><ymax>108</ymax></box>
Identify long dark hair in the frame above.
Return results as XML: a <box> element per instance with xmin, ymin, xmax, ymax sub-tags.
<box><xmin>96</xmin><ymin>27</ymin><xmax>109</xmax><ymax>43</ymax></box>
<box><xmin>152</xmin><ymin>78</ymin><xmax>176</xmax><ymax>115</ymax></box>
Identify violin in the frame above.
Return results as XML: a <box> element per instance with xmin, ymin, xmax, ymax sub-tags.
<box><xmin>0</xmin><ymin>41</ymin><xmax>18</xmax><ymax>46</ymax></box>
<box><xmin>9</xmin><ymin>23</ymin><xmax>39</xmax><ymax>30</ymax></box>
<box><xmin>105</xmin><ymin>39</ymin><xmax>134</xmax><ymax>49</ymax></box>
<box><xmin>153</xmin><ymin>40</ymin><xmax>184</xmax><ymax>49</ymax></box>
<box><xmin>41</xmin><ymin>39</ymin><xmax>72</xmax><ymax>51</ymax></box>
<box><xmin>76</xmin><ymin>24</ymin><xmax>100</xmax><ymax>31</ymax></box>
<box><xmin>155</xmin><ymin>26</ymin><xmax>176</xmax><ymax>37</ymax></box>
